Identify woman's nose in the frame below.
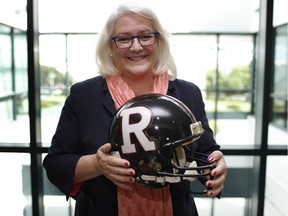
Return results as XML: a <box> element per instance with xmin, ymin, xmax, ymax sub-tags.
<box><xmin>130</xmin><ymin>38</ymin><xmax>143</xmax><ymax>51</ymax></box>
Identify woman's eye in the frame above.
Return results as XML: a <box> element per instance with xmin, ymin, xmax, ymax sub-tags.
<box><xmin>141</xmin><ymin>35</ymin><xmax>153</xmax><ymax>41</ymax></box>
<box><xmin>116</xmin><ymin>37</ymin><xmax>131</xmax><ymax>43</ymax></box>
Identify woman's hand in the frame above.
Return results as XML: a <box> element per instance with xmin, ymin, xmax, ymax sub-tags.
<box><xmin>205</xmin><ymin>150</ymin><xmax>227</xmax><ymax>197</ymax></box>
<box><xmin>95</xmin><ymin>143</ymin><xmax>135</xmax><ymax>190</ymax></box>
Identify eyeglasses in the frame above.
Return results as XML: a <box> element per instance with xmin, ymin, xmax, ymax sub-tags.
<box><xmin>111</xmin><ymin>32</ymin><xmax>159</xmax><ymax>49</ymax></box>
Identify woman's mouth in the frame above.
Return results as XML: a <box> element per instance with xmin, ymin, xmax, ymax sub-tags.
<box><xmin>128</xmin><ymin>56</ymin><xmax>146</xmax><ymax>61</ymax></box>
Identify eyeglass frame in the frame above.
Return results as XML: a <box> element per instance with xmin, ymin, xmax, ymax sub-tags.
<box><xmin>111</xmin><ymin>32</ymin><xmax>160</xmax><ymax>49</ymax></box>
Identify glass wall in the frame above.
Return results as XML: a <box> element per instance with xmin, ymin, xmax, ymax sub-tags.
<box><xmin>0</xmin><ymin>153</ymin><xmax>31</xmax><ymax>216</ymax></box>
<box><xmin>0</xmin><ymin>24</ymin><xmax>29</xmax><ymax>145</ymax></box>
<box><xmin>0</xmin><ymin>0</ymin><xmax>27</xmax><ymax>30</ymax></box>
<box><xmin>38</xmin><ymin>31</ymin><xmax>260</xmax><ymax>216</ymax></box>
<box><xmin>264</xmin><ymin>0</ymin><xmax>288</xmax><ymax>214</ymax></box>
<box><xmin>0</xmin><ymin>25</ymin><xmax>12</xmax><ymax>124</ymax></box>
<box><xmin>39</xmin><ymin>34</ymin><xmax>97</xmax><ymax>145</ymax></box>
<box><xmin>171</xmin><ymin>34</ymin><xmax>256</xmax><ymax>146</ymax></box>
<box><xmin>269</xmin><ymin>24</ymin><xmax>288</xmax><ymax>145</ymax></box>
<box><xmin>264</xmin><ymin>156</ymin><xmax>288</xmax><ymax>216</ymax></box>
<box><xmin>0</xmin><ymin>0</ymin><xmax>287</xmax><ymax>216</ymax></box>
<box><xmin>195</xmin><ymin>156</ymin><xmax>256</xmax><ymax>215</ymax></box>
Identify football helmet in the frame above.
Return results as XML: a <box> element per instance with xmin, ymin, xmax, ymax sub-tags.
<box><xmin>109</xmin><ymin>94</ymin><xmax>216</xmax><ymax>192</ymax></box>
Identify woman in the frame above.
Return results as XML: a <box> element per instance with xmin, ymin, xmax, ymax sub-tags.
<box><xmin>43</xmin><ymin>3</ymin><xmax>227</xmax><ymax>216</ymax></box>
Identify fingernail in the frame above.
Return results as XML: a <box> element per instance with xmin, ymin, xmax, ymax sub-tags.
<box><xmin>208</xmin><ymin>156</ymin><xmax>214</xmax><ymax>162</ymax></box>
<box><xmin>207</xmin><ymin>182</ymin><xmax>211</xmax><ymax>187</ymax></box>
<box><xmin>129</xmin><ymin>170</ymin><xmax>134</xmax><ymax>175</ymax></box>
<box><xmin>129</xmin><ymin>178</ymin><xmax>134</xmax><ymax>182</ymax></box>
<box><xmin>209</xmin><ymin>191</ymin><xmax>213</xmax><ymax>196</ymax></box>
<box><xmin>213</xmin><ymin>171</ymin><xmax>217</xmax><ymax>176</ymax></box>
<box><xmin>124</xmin><ymin>162</ymin><xmax>129</xmax><ymax>167</ymax></box>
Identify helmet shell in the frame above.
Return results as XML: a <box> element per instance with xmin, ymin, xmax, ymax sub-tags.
<box><xmin>109</xmin><ymin>94</ymin><xmax>202</xmax><ymax>188</ymax></box>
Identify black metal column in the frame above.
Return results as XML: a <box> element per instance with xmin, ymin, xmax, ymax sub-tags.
<box><xmin>253</xmin><ymin>0</ymin><xmax>274</xmax><ymax>215</ymax></box>
<box><xmin>27</xmin><ymin>0</ymin><xmax>44</xmax><ymax>215</ymax></box>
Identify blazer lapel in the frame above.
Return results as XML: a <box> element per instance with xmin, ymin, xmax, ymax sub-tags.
<box><xmin>167</xmin><ymin>80</ymin><xmax>177</xmax><ymax>98</ymax></box>
<box><xmin>102</xmin><ymin>79</ymin><xmax>117</xmax><ymax>116</ymax></box>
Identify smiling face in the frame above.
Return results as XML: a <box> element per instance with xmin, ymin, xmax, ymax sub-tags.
<box><xmin>111</xmin><ymin>14</ymin><xmax>159</xmax><ymax>80</ymax></box>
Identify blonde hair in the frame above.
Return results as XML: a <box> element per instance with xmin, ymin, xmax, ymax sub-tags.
<box><xmin>95</xmin><ymin>3</ymin><xmax>177</xmax><ymax>80</ymax></box>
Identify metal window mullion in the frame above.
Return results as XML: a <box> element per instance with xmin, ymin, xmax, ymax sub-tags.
<box><xmin>253</xmin><ymin>0</ymin><xmax>274</xmax><ymax>216</ymax></box>
<box><xmin>27</xmin><ymin>0</ymin><xmax>44</xmax><ymax>215</ymax></box>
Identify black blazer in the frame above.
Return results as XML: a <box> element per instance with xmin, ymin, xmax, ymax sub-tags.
<box><xmin>43</xmin><ymin>76</ymin><xmax>219</xmax><ymax>216</ymax></box>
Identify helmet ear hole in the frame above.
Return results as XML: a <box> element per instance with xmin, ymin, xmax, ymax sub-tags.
<box><xmin>138</xmin><ymin>160</ymin><xmax>151</xmax><ymax>172</ymax></box>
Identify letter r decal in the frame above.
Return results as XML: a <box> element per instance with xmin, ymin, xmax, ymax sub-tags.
<box><xmin>120</xmin><ymin>106</ymin><xmax>156</xmax><ymax>154</ymax></box>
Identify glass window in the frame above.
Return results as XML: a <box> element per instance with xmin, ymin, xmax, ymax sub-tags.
<box><xmin>195</xmin><ymin>156</ymin><xmax>257</xmax><ymax>216</ymax></box>
<box><xmin>39</xmin><ymin>34</ymin><xmax>98</xmax><ymax>146</ymax></box>
<box><xmin>0</xmin><ymin>25</ymin><xmax>12</xmax><ymax>96</ymax></box>
<box><xmin>273</xmin><ymin>0</ymin><xmax>288</xmax><ymax>27</ymax></box>
<box><xmin>43</xmin><ymin>195</ymin><xmax>75</xmax><ymax>216</ymax></box>
<box><xmin>39</xmin><ymin>35</ymin><xmax>67</xmax><ymax>145</ymax></box>
<box><xmin>3</xmin><ymin>1</ymin><xmax>286</xmax><ymax>216</ymax></box>
<box><xmin>269</xmin><ymin>24</ymin><xmax>288</xmax><ymax>146</ymax></box>
<box><xmin>14</xmin><ymin>30</ymin><xmax>28</xmax><ymax>93</ymax></box>
<box><xmin>0</xmin><ymin>153</ymin><xmax>31</xmax><ymax>215</ymax></box>
<box><xmin>67</xmin><ymin>34</ymin><xmax>97</xmax><ymax>82</ymax></box>
<box><xmin>264</xmin><ymin>156</ymin><xmax>288</xmax><ymax>216</ymax></box>
<box><xmin>217</xmin><ymin>35</ymin><xmax>254</xmax><ymax>111</ymax></box>
<box><xmin>171</xmin><ymin>34</ymin><xmax>255</xmax><ymax>146</ymax></box>
<box><xmin>0</xmin><ymin>25</ymin><xmax>29</xmax><ymax>144</ymax></box>
<box><xmin>0</xmin><ymin>0</ymin><xmax>27</xmax><ymax>30</ymax></box>
<box><xmin>39</xmin><ymin>35</ymin><xmax>67</xmax><ymax>75</ymax></box>
<box><xmin>42</xmin><ymin>154</ymin><xmax>76</xmax><ymax>215</ymax></box>
<box><xmin>171</xmin><ymin>35</ymin><xmax>217</xmax><ymax>89</ymax></box>
<box><xmin>214</xmin><ymin>36</ymin><xmax>255</xmax><ymax>146</ymax></box>
<box><xmin>269</xmin><ymin>0</ymin><xmax>288</xmax><ymax>144</ymax></box>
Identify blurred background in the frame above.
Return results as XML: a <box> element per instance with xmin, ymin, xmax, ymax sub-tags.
<box><xmin>0</xmin><ymin>0</ymin><xmax>287</xmax><ymax>215</ymax></box>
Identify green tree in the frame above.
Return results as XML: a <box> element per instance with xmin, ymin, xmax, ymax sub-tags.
<box><xmin>228</xmin><ymin>65</ymin><xmax>251</xmax><ymax>89</ymax></box>
<box><xmin>206</xmin><ymin>65</ymin><xmax>251</xmax><ymax>90</ymax></box>
<box><xmin>40</xmin><ymin>65</ymin><xmax>74</xmax><ymax>88</ymax></box>
<box><xmin>40</xmin><ymin>65</ymin><xmax>64</xmax><ymax>86</ymax></box>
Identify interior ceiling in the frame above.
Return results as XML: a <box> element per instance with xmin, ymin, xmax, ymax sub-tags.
<box><xmin>0</xmin><ymin>0</ymin><xmax>260</xmax><ymax>33</ymax></box>
<box><xmin>38</xmin><ymin>0</ymin><xmax>260</xmax><ymax>33</ymax></box>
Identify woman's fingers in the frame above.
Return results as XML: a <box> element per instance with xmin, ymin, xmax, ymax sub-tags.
<box><xmin>96</xmin><ymin>143</ymin><xmax>135</xmax><ymax>190</ymax></box>
<box><xmin>206</xmin><ymin>150</ymin><xmax>227</xmax><ymax>197</ymax></box>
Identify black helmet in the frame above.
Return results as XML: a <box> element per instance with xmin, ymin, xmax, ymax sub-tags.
<box><xmin>109</xmin><ymin>94</ymin><xmax>215</xmax><ymax>190</ymax></box>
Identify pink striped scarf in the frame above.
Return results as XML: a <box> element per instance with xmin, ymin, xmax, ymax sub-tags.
<box><xmin>106</xmin><ymin>72</ymin><xmax>173</xmax><ymax>216</ymax></box>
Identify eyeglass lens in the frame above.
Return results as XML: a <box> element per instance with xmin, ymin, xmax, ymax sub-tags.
<box><xmin>113</xmin><ymin>32</ymin><xmax>159</xmax><ymax>49</ymax></box>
